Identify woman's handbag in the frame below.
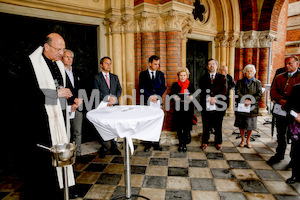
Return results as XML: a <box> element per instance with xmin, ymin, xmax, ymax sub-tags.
<box><xmin>289</xmin><ymin>122</ymin><xmax>300</xmax><ymax>141</ymax></box>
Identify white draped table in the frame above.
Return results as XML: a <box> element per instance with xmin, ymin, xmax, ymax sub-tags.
<box><xmin>87</xmin><ymin>105</ymin><xmax>164</xmax><ymax>199</ymax></box>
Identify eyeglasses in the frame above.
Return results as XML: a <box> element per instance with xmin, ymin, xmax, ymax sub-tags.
<box><xmin>286</xmin><ymin>61</ymin><xmax>296</xmax><ymax>66</ymax></box>
<box><xmin>63</xmin><ymin>56</ymin><xmax>73</xmax><ymax>59</ymax></box>
<box><xmin>47</xmin><ymin>43</ymin><xmax>65</xmax><ymax>52</ymax></box>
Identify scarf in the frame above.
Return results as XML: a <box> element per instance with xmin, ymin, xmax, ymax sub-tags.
<box><xmin>245</xmin><ymin>77</ymin><xmax>254</xmax><ymax>86</ymax></box>
<box><xmin>178</xmin><ymin>79</ymin><xmax>190</xmax><ymax>93</ymax></box>
<box><xmin>29</xmin><ymin>46</ymin><xmax>74</xmax><ymax>188</ymax></box>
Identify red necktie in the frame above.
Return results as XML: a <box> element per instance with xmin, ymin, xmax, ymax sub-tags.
<box><xmin>105</xmin><ymin>74</ymin><xmax>110</xmax><ymax>89</ymax></box>
<box><xmin>211</xmin><ymin>74</ymin><xmax>214</xmax><ymax>84</ymax></box>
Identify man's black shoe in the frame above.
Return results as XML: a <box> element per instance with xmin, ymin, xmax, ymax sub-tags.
<box><xmin>182</xmin><ymin>145</ymin><xmax>187</xmax><ymax>152</ymax></box>
<box><xmin>69</xmin><ymin>186</ymin><xmax>79</xmax><ymax>199</ymax></box>
<box><xmin>286</xmin><ymin>176</ymin><xmax>300</xmax><ymax>184</ymax></box>
<box><xmin>178</xmin><ymin>146</ymin><xmax>183</xmax><ymax>152</ymax></box>
<box><xmin>98</xmin><ymin>147</ymin><xmax>108</xmax><ymax>158</ymax></box>
<box><xmin>110</xmin><ymin>148</ymin><xmax>122</xmax><ymax>155</ymax></box>
<box><xmin>266</xmin><ymin>156</ymin><xmax>282</xmax><ymax>165</ymax></box>
<box><xmin>153</xmin><ymin>145</ymin><xmax>163</xmax><ymax>151</ymax></box>
<box><xmin>144</xmin><ymin>146</ymin><xmax>151</xmax><ymax>152</ymax></box>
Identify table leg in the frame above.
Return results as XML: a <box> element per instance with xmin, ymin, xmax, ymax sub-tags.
<box><xmin>124</xmin><ymin>138</ymin><xmax>131</xmax><ymax>199</ymax></box>
<box><xmin>110</xmin><ymin>138</ymin><xmax>150</xmax><ymax>200</ymax></box>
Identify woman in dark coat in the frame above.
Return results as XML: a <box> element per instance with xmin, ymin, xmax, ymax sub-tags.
<box><xmin>235</xmin><ymin>64</ymin><xmax>262</xmax><ymax>148</ymax></box>
<box><xmin>170</xmin><ymin>68</ymin><xmax>195</xmax><ymax>152</ymax></box>
<box><xmin>284</xmin><ymin>83</ymin><xmax>300</xmax><ymax>184</ymax></box>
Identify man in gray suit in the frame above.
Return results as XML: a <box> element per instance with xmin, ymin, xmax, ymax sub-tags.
<box><xmin>94</xmin><ymin>56</ymin><xmax>122</xmax><ymax>158</ymax></box>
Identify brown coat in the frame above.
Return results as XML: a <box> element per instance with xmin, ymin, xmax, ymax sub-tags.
<box><xmin>271</xmin><ymin>70</ymin><xmax>300</xmax><ymax>108</ymax></box>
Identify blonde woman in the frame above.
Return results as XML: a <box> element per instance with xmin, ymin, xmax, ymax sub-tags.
<box><xmin>170</xmin><ymin>68</ymin><xmax>195</xmax><ymax>152</ymax></box>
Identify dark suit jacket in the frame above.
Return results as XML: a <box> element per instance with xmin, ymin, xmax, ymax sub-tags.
<box><xmin>65</xmin><ymin>68</ymin><xmax>81</xmax><ymax>106</ymax></box>
<box><xmin>225</xmin><ymin>74</ymin><xmax>236</xmax><ymax>108</ymax></box>
<box><xmin>285</xmin><ymin>83</ymin><xmax>300</xmax><ymax>116</ymax></box>
<box><xmin>199</xmin><ymin>72</ymin><xmax>228</xmax><ymax>112</ymax></box>
<box><xmin>139</xmin><ymin>70</ymin><xmax>166</xmax><ymax>105</ymax></box>
<box><xmin>94</xmin><ymin>72</ymin><xmax>122</xmax><ymax>103</ymax></box>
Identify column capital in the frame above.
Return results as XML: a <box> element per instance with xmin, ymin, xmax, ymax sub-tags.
<box><xmin>258</xmin><ymin>30</ymin><xmax>277</xmax><ymax>48</ymax></box>
<box><xmin>228</xmin><ymin>32</ymin><xmax>240</xmax><ymax>47</ymax></box>
<box><xmin>122</xmin><ymin>14</ymin><xmax>135</xmax><ymax>33</ymax></box>
<box><xmin>103</xmin><ymin>15</ymin><xmax>123</xmax><ymax>33</ymax></box>
<box><xmin>135</xmin><ymin>11</ymin><xmax>159</xmax><ymax>32</ymax></box>
<box><xmin>161</xmin><ymin>10</ymin><xmax>194</xmax><ymax>33</ymax></box>
<box><xmin>215</xmin><ymin>32</ymin><xmax>229</xmax><ymax>47</ymax></box>
<box><xmin>242</xmin><ymin>30</ymin><xmax>259</xmax><ymax>48</ymax></box>
<box><xmin>236</xmin><ymin>30</ymin><xmax>278</xmax><ymax>48</ymax></box>
<box><xmin>181</xmin><ymin>13</ymin><xmax>195</xmax><ymax>39</ymax></box>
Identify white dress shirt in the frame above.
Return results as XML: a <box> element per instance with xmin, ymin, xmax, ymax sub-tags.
<box><xmin>148</xmin><ymin>69</ymin><xmax>156</xmax><ymax>79</ymax></box>
<box><xmin>65</xmin><ymin>66</ymin><xmax>74</xmax><ymax>87</ymax></box>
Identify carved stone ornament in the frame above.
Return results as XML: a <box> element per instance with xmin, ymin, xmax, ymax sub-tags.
<box><xmin>135</xmin><ymin>12</ymin><xmax>159</xmax><ymax>32</ymax></box>
<box><xmin>161</xmin><ymin>10</ymin><xmax>195</xmax><ymax>33</ymax></box>
<box><xmin>122</xmin><ymin>15</ymin><xmax>135</xmax><ymax>33</ymax></box>
<box><xmin>181</xmin><ymin>14</ymin><xmax>195</xmax><ymax>39</ymax></box>
<box><xmin>236</xmin><ymin>30</ymin><xmax>277</xmax><ymax>48</ymax></box>
<box><xmin>103</xmin><ymin>16</ymin><xmax>123</xmax><ymax>33</ymax></box>
<box><xmin>215</xmin><ymin>32</ymin><xmax>229</xmax><ymax>47</ymax></box>
<box><xmin>258</xmin><ymin>31</ymin><xmax>277</xmax><ymax>48</ymax></box>
<box><xmin>192</xmin><ymin>0</ymin><xmax>210</xmax><ymax>24</ymax></box>
<box><xmin>228</xmin><ymin>33</ymin><xmax>240</xmax><ymax>47</ymax></box>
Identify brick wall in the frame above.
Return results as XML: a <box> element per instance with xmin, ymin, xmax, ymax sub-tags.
<box><xmin>270</xmin><ymin>0</ymin><xmax>288</xmax><ymax>81</ymax></box>
<box><xmin>134</xmin><ymin>30</ymin><xmax>182</xmax><ymax>130</ymax></box>
<box><xmin>287</xmin><ymin>29</ymin><xmax>300</xmax><ymax>41</ymax></box>
<box><xmin>289</xmin><ymin>0</ymin><xmax>300</xmax><ymax>3</ymax></box>
<box><xmin>165</xmin><ymin>31</ymin><xmax>181</xmax><ymax>130</ymax></box>
<box><xmin>234</xmin><ymin>48</ymin><xmax>244</xmax><ymax>81</ymax></box>
<box><xmin>240</xmin><ymin>0</ymin><xmax>258</xmax><ymax>31</ymax></box>
<box><xmin>258</xmin><ymin>0</ymin><xmax>286</xmax><ymax>32</ymax></box>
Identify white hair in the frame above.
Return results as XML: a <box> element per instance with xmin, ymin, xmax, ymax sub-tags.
<box><xmin>64</xmin><ymin>49</ymin><xmax>74</xmax><ymax>58</ymax></box>
<box><xmin>243</xmin><ymin>64</ymin><xmax>256</xmax><ymax>74</ymax></box>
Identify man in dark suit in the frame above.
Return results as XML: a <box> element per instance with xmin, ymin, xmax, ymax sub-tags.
<box><xmin>200</xmin><ymin>59</ymin><xmax>227</xmax><ymax>150</ymax></box>
<box><xmin>62</xmin><ymin>49</ymin><xmax>83</xmax><ymax>157</ymax></box>
<box><xmin>94</xmin><ymin>56</ymin><xmax>122</xmax><ymax>158</ymax></box>
<box><xmin>219</xmin><ymin>65</ymin><xmax>235</xmax><ymax>112</ymax></box>
<box><xmin>139</xmin><ymin>55</ymin><xmax>166</xmax><ymax>152</ymax></box>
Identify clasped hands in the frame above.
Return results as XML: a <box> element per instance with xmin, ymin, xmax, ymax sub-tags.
<box><xmin>174</xmin><ymin>95</ymin><xmax>193</xmax><ymax>102</ymax></box>
<box><xmin>58</xmin><ymin>87</ymin><xmax>83</xmax><ymax>112</ymax></box>
<box><xmin>107</xmin><ymin>96</ymin><xmax>117</xmax><ymax>107</ymax></box>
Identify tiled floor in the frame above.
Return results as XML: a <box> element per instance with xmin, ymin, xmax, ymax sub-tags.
<box><xmin>1</xmin><ymin>116</ymin><xmax>300</xmax><ymax>200</ymax></box>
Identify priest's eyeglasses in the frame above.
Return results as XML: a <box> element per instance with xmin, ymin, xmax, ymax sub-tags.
<box><xmin>47</xmin><ymin>43</ymin><xmax>65</xmax><ymax>52</ymax></box>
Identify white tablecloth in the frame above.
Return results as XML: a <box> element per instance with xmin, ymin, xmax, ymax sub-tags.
<box><xmin>87</xmin><ymin>105</ymin><xmax>164</xmax><ymax>154</ymax></box>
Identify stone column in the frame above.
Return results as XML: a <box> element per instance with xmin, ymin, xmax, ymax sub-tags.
<box><xmin>258</xmin><ymin>32</ymin><xmax>277</xmax><ymax>115</ymax></box>
<box><xmin>123</xmin><ymin>15</ymin><xmax>135</xmax><ymax>105</ymax></box>
<box><xmin>104</xmin><ymin>16</ymin><xmax>124</xmax><ymax>104</ymax></box>
<box><xmin>227</xmin><ymin>34</ymin><xmax>239</xmax><ymax>115</ymax></box>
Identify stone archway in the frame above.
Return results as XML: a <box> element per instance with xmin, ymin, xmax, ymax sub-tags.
<box><xmin>133</xmin><ymin>0</ymin><xmax>241</xmax><ymax>129</ymax></box>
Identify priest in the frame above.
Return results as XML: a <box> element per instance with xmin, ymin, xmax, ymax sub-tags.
<box><xmin>19</xmin><ymin>33</ymin><xmax>75</xmax><ymax>200</ymax></box>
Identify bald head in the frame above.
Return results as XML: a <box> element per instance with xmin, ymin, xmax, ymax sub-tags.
<box><xmin>219</xmin><ymin>65</ymin><xmax>228</xmax><ymax>76</ymax></box>
<box><xmin>43</xmin><ymin>33</ymin><xmax>65</xmax><ymax>61</ymax></box>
